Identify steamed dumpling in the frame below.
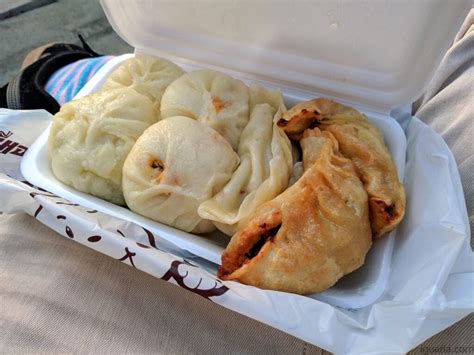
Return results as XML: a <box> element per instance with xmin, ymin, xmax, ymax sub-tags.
<box><xmin>122</xmin><ymin>116</ymin><xmax>239</xmax><ymax>233</ymax></box>
<box><xmin>198</xmin><ymin>84</ymin><xmax>293</xmax><ymax>236</ymax></box>
<box><xmin>48</xmin><ymin>89</ymin><xmax>157</xmax><ymax>205</ymax></box>
<box><xmin>160</xmin><ymin>69</ymin><xmax>249</xmax><ymax>150</ymax></box>
<box><xmin>101</xmin><ymin>54</ymin><xmax>184</xmax><ymax>114</ymax></box>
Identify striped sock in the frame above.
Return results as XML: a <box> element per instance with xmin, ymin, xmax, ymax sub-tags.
<box><xmin>45</xmin><ymin>55</ymin><xmax>114</xmax><ymax>105</ymax></box>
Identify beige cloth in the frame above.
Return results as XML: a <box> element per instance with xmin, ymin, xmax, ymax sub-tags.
<box><xmin>1</xmin><ymin>8</ymin><xmax>473</xmax><ymax>355</ymax></box>
<box><xmin>413</xmin><ymin>7</ymin><xmax>474</xmax><ymax>242</ymax></box>
<box><xmin>0</xmin><ymin>213</ymin><xmax>472</xmax><ymax>354</ymax></box>
<box><xmin>0</xmin><ymin>213</ymin><xmax>325</xmax><ymax>354</ymax></box>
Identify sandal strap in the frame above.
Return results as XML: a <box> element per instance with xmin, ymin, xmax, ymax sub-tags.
<box><xmin>6</xmin><ymin>73</ymin><xmax>22</xmax><ymax>109</ymax></box>
<box><xmin>1</xmin><ymin>34</ymin><xmax>101</xmax><ymax>113</ymax></box>
<box><xmin>2</xmin><ymin>51</ymin><xmax>98</xmax><ymax>113</ymax></box>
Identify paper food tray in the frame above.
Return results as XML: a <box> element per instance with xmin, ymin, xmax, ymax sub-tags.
<box><xmin>5</xmin><ymin>1</ymin><xmax>471</xmax><ymax>352</ymax></box>
<box><xmin>21</xmin><ymin>54</ymin><xmax>406</xmax><ymax>309</ymax></box>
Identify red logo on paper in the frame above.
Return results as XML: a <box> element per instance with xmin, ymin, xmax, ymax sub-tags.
<box><xmin>0</xmin><ymin>130</ymin><xmax>13</xmax><ymax>139</ymax></box>
<box><xmin>0</xmin><ymin>130</ymin><xmax>27</xmax><ymax>156</ymax></box>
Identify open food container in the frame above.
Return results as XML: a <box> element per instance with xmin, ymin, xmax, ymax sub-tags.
<box><xmin>2</xmin><ymin>0</ymin><xmax>472</xmax><ymax>353</ymax></box>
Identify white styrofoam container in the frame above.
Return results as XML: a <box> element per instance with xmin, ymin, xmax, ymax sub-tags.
<box><xmin>21</xmin><ymin>54</ymin><xmax>406</xmax><ymax>308</ymax></box>
<box><xmin>20</xmin><ymin>0</ymin><xmax>471</xmax><ymax>310</ymax></box>
<box><xmin>99</xmin><ymin>0</ymin><xmax>470</xmax><ymax>113</ymax></box>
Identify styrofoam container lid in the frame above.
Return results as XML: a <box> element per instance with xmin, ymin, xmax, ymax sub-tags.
<box><xmin>100</xmin><ymin>0</ymin><xmax>470</xmax><ymax>112</ymax></box>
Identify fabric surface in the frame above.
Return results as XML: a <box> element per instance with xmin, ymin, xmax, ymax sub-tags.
<box><xmin>412</xmin><ymin>8</ymin><xmax>474</xmax><ymax>242</ymax></box>
<box><xmin>45</xmin><ymin>55</ymin><xmax>113</xmax><ymax>105</ymax></box>
<box><xmin>0</xmin><ymin>9</ymin><xmax>473</xmax><ymax>355</ymax></box>
<box><xmin>0</xmin><ymin>212</ymin><xmax>325</xmax><ymax>354</ymax></box>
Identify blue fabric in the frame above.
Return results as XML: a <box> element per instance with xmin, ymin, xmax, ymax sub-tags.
<box><xmin>45</xmin><ymin>56</ymin><xmax>113</xmax><ymax>105</ymax></box>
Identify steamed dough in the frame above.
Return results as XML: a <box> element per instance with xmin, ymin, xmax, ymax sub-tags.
<box><xmin>122</xmin><ymin>116</ymin><xmax>239</xmax><ymax>233</ymax></box>
<box><xmin>101</xmin><ymin>54</ymin><xmax>184</xmax><ymax>116</ymax></box>
<box><xmin>48</xmin><ymin>89</ymin><xmax>157</xmax><ymax>205</ymax></box>
<box><xmin>198</xmin><ymin>84</ymin><xmax>293</xmax><ymax>235</ymax></box>
<box><xmin>160</xmin><ymin>69</ymin><xmax>249</xmax><ymax>150</ymax></box>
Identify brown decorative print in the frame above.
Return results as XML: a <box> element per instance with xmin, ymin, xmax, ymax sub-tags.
<box><xmin>136</xmin><ymin>242</ymin><xmax>151</xmax><ymax>248</ymax></box>
<box><xmin>117</xmin><ymin>247</ymin><xmax>136</xmax><ymax>267</ymax></box>
<box><xmin>30</xmin><ymin>191</ymin><xmax>57</xmax><ymax>199</ymax></box>
<box><xmin>20</xmin><ymin>180</ymin><xmax>34</xmax><ymax>188</ymax></box>
<box><xmin>34</xmin><ymin>205</ymin><xmax>43</xmax><ymax>218</ymax></box>
<box><xmin>114</xmin><ymin>228</ymin><xmax>161</xmax><ymax>250</ymax></box>
<box><xmin>87</xmin><ymin>235</ymin><xmax>102</xmax><ymax>243</ymax></box>
<box><xmin>22</xmin><ymin>180</ymin><xmax>227</xmax><ymax>300</ymax></box>
<box><xmin>143</xmin><ymin>228</ymin><xmax>158</xmax><ymax>249</ymax></box>
<box><xmin>14</xmin><ymin>176</ymin><xmax>229</xmax><ymax>302</ymax></box>
<box><xmin>161</xmin><ymin>260</ymin><xmax>229</xmax><ymax>300</ymax></box>
<box><xmin>28</xmin><ymin>188</ymin><xmax>90</xmax><ymax>213</ymax></box>
<box><xmin>21</xmin><ymin>181</ymin><xmax>51</xmax><ymax>194</ymax></box>
<box><xmin>56</xmin><ymin>202</ymin><xmax>80</xmax><ymax>206</ymax></box>
<box><xmin>65</xmin><ymin>226</ymin><xmax>74</xmax><ymax>239</ymax></box>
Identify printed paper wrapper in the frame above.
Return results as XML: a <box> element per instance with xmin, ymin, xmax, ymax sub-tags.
<box><xmin>1</xmin><ymin>108</ymin><xmax>473</xmax><ymax>354</ymax></box>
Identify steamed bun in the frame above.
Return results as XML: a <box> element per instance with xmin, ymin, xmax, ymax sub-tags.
<box><xmin>101</xmin><ymin>54</ymin><xmax>184</xmax><ymax>114</ymax></box>
<box><xmin>122</xmin><ymin>116</ymin><xmax>239</xmax><ymax>233</ymax></box>
<box><xmin>160</xmin><ymin>69</ymin><xmax>249</xmax><ymax>150</ymax></box>
<box><xmin>48</xmin><ymin>89</ymin><xmax>157</xmax><ymax>205</ymax></box>
<box><xmin>198</xmin><ymin>84</ymin><xmax>293</xmax><ymax>235</ymax></box>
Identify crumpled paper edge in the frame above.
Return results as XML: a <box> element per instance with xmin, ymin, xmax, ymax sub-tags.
<box><xmin>1</xmin><ymin>113</ymin><xmax>472</xmax><ymax>354</ymax></box>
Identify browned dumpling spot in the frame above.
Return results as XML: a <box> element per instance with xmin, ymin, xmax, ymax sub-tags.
<box><xmin>278</xmin><ymin>98</ymin><xmax>406</xmax><ymax>238</ymax></box>
<box><xmin>160</xmin><ymin>69</ymin><xmax>249</xmax><ymax>150</ymax></box>
<box><xmin>218</xmin><ymin>128</ymin><xmax>372</xmax><ymax>295</ymax></box>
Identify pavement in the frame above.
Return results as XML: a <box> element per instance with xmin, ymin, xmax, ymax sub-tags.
<box><xmin>0</xmin><ymin>0</ymin><xmax>132</xmax><ymax>85</ymax></box>
<box><xmin>0</xmin><ymin>0</ymin><xmax>56</xmax><ymax>21</ymax></box>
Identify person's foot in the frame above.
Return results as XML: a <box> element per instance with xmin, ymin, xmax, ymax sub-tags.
<box><xmin>0</xmin><ymin>34</ymin><xmax>99</xmax><ymax>114</ymax></box>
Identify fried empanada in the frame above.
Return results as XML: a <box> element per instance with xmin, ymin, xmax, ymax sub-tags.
<box><xmin>218</xmin><ymin>128</ymin><xmax>372</xmax><ymax>294</ymax></box>
<box><xmin>278</xmin><ymin>98</ymin><xmax>405</xmax><ymax>238</ymax></box>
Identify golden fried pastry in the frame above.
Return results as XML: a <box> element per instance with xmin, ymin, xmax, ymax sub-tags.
<box><xmin>218</xmin><ymin>128</ymin><xmax>372</xmax><ymax>294</ymax></box>
<box><xmin>278</xmin><ymin>98</ymin><xmax>405</xmax><ymax>238</ymax></box>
